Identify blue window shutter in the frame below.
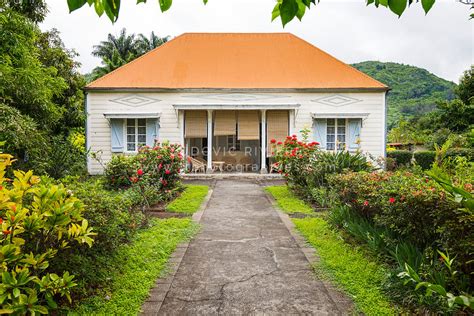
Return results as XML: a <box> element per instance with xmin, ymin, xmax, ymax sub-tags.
<box><xmin>146</xmin><ymin>118</ymin><xmax>159</xmax><ymax>147</ymax></box>
<box><xmin>348</xmin><ymin>118</ymin><xmax>362</xmax><ymax>151</ymax></box>
<box><xmin>111</xmin><ymin>119</ymin><xmax>124</xmax><ymax>153</ymax></box>
<box><xmin>313</xmin><ymin>119</ymin><xmax>327</xmax><ymax>149</ymax></box>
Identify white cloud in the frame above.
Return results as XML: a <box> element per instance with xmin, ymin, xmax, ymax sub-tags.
<box><xmin>41</xmin><ymin>0</ymin><xmax>473</xmax><ymax>82</ymax></box>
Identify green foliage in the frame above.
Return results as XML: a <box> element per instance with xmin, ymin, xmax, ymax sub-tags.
<box><xmin>71</xmin><ymin>218</ymin><xmax>198</xmax><ymax>314</ymax></box>
<box><xmin>0</xmin><ymin>153</ymin><xmax>96</xmax><ymax>314</ymax></box>
<box><xmin>0</xmin><ymin>8</ymin><xmax>87</xmax><ymax>178</ymax></box>
<box><xmin>436</xmin><ymin>99</ymin><xmax>474</xmax><ymax>133</ymax></box>
<box><xmin>66</xmin><ymin>0</ymin><xmax>459</xmax><ymax>25</ymax></box>
<box><xmin>104</xmin><ymin>155</ymin><xmax>139</xmax><ymax>189</ymax></box>
<box><xmin>0</xmin><ymin>10</ymin><xmax>67</xmax><ymax>128</ymax></box>
<box><xmin>90</xmin><ymin>28</ymin><xmax>169</xmax><ymax>79</ymax></box>
<box><xmin>59</xmin><ymin>177</ymin><xmax>146</xmax><ymax>253</ymax></box>
<box><xmin>455</xmin><ymin>65</ymin><xmax>474</xmax><ymax>105</ymax></box>
<box><xmin>0</xmin><ymin>0</ymin><xmax>48</xmax><ymax>23</ymax></box>
<box><xmin>387</xmin><ymin>150</ymin><xmax>412</xmax><ymax>167</ymax></box>
<box><xmin>293</xmin><ymin>217</ymin><xmax>395</xmax><ymax>315</ymax></box>
<box><xmin>413</xmin><ymin>151</ymin><xmax>436</xmax><ymax>170</ymax></box>
<box><xmin>265</xmin><ymin>186</ymin><xmax>314</xmax><ymax>215</ymax></box>
<box><xmin>352</xmin><ymin>61</ymin><xmax>455</xmax><ymax>129</ymax></box>
<box><xmin>134</xmin><ymin>142</ymin><xmax>184</xmax><ymax>203</ymax></box>
<box><xmin>166</xmin><ymin>185</ymin><xmax>209</xmax><ymax>214</ymax></box>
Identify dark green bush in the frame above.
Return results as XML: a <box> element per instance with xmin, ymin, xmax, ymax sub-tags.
<box><xmin>49</xmin><ymin>177</ymin><xmax>148</xmax><ymax>300</ymax></box>
<box><xmin>414</xmin><ymin>151</ymin><xmax>436</xmax><ymax>170</ymax></box>
<box><xmin>387</xmin><ymin>150</ymin><xmax>412</xmax><ymax>167</ymax></box>
<box><xmin>104</xmin><ymin>154</ymin><xmax>139</xmax><ymax>189</ymax></box>
<box><xmin>328</xmin><ymin>171</ymin><xmax>473</xmax><ymax>276</ymax></box>
<box><xmin>445</xmin><ymin>148</ymin><xmax>474</xmax><ymax>161</ymax></box>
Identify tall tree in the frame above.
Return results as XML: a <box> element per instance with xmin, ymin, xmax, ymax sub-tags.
<box><xmin>136</xmin><ymin>32</ymin><xmax>169</xmax><ymax>55</ymax></box>
<box><xmin>0</xmin><ymin>0</ymin><xmax>48</xmax><ymax>23</ymax></box>
<box><xmin>92</xmin><ymin>28</ymin><xmax>138</xmax><ymax>62</ymax></box>
<box><xmin>455</xmin><ymin>65</ymin><xmax>474</xmax><ymax>105</ymax></box>
<box><xmin>91</xmin><ymin>28</ymin><xmax>169</xmax><ymax>80</ymax></box>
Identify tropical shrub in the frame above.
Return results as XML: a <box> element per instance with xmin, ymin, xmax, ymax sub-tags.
<box><xmin>413</xmin><ymin>151</ymin><xmax>436</xmax><ymax>170</ymax></box>
<box><xmin>104</xmin><ymin>154</ymin><xmax>139</xmax><ymax>189</ymax></box>
<box><xmin>49</xmin><ymin>177</ymin><xmax>148</xmax><ymax>301</ymax></box>
<box><xmin>272</xmin><ymin>129</ymin><xmax>320</xmax><ymax>190</ymax></box>
<box><xmin>0</xmin><ymin>152</ymin><xmax>95</xmax><ymax>314</ymax></box>
<box><xmin>387</xmin><ymin>150</ymin><xmax>412</xmax><ymax>168</ymax></box>
<box><xmin>328</xmin><ymin>171</ymin><xmax>473</xmax><ymax>275</ymax></box>
<box><xmin>134</xmin><ymin>142</ymin><xmax>184</xmax><ymax>202</ymax></box>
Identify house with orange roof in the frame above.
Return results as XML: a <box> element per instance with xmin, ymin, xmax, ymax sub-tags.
<box><xmin>85</xmin><ymin>33</ymin><xmax>388</xmax><ymax>174</ymax></box>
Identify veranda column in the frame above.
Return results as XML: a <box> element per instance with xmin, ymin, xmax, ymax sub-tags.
<box><xmin>207</xmin><ymin>109</ymin><xmax>213</xmax><ymax>173</ymax></box>
<box><xmin>289</xmin><ymin>109</ymin><xmax>295</xmax><ymax>136</ymax></box>
<box><xmin>260</xmin><ymin>109</ymin><xmax>267</xmax><ymax>173</ymax></box>
<box><xmin>179</xmin><ymin>110</ymin><xmax>186</xmax><ymax>174</ymax></box>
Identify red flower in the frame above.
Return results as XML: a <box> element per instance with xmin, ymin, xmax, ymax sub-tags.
<box><xmin>0</xmin><ymin>185</ymin><xmax>3</xmax><ymax>190</ymax></box>
<box><xmin>363</xmin><ymin>200</ymin><xmax>369</xmax><ymax>206</ymax></box>
<box><xmin>3</xmin><ymin>230</ymin><xmax>11</xmax><ymax>235</ymax></box>
<box><xmin>165</xmin><ymin>169</ymin><xmax>171</xmax><ymax>175</ymax></box>
<box><xmin>130</xmin><ymin>176</ymin><xmax>138</xmax><ymax>183</ymax></box>
<box><xmin>270</xmin><ymin>139</ymin><xmax>276</xmax><ymax>144</ymax></box>
<box><xmin>389</xmin><ymin>197</ymin><xmax>395</xmax><ymax>204</ymax></box>
<box><xmin>0</xmin><ymin>218</ymin><xmax>2</xmax><ymax>224</ymax></box>
<box><xmin>11</xmin><ymin>205</ymin><xmax>16</xmax><ymax>212</ymax></box>
<box><xmin>170</xmin><ymin>154</ymin><xmax>175</xmax><ymax>160</ymax></box>
<box><xmin>298</xmin><ymin>154</ymin><xmax>303</xmax><ymax>159</ymax></box>
<box><xmin>286</xmin><ymin>136</ymin><xmax>292</xmax><ymax>140</ymax></box>
<box><xmin>277</xmin><ymin>141</ymin><xmax>282</xmax><ymax>145</ymax></box>
<box><xmin>313</xmin><ymin>141</ymin><xmax>320</xmax><ymax>145</ymax></box>
<box><xmin>137</xmin><ymin>169</ymin><xmax>144</xmax><ymax>176</ymax></box>
<box><xmin>10</xmin><ymin>216</ymin><xmax>14</xmax><ymax>221</ymax></box>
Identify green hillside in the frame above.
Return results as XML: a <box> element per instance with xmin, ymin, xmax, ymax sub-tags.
<box><xmin>352</xmin><ymin>61</ymin><xmax>456</xmax><ymax>129</ymax></box>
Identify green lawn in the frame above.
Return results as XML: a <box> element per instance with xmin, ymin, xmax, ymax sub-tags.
<box><xmin>72</xmin><ymin>218</ymin><xmax>199</xmax><ymax>315</ymax></box>
<box><xmin>269</xmin><ymin>185</ymin><xmax>396</xmax><ymax>316</ymax></box>
<box><xmin>166</xmin><ymin>185</ymin><xmax>209</xmax><ymax>214</ymax></box>
<box><xmin>265</xmin><ymin>185</ymin><xmax>314</xmax><ymax>215</ymax></box>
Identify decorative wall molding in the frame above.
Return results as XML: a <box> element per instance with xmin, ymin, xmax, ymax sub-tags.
<box><xmin>110</xmin><ymin>95</ymin><xmax>161</xmax><ymax>107</ymax></box>
<box><xmin>181</xmin><ymin>93</ymin><xmax>289</xmax><ymax>102</ymax></box>
<box><xmin>311</xmin><ymin>95</ymin><xmax>361</xmax><ymax>107</ymax></box>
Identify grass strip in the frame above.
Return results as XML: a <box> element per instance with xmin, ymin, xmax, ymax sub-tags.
<box><xmin>265</xmin><ymin>185</ymin><xmax>313</xmax><ymax>214</ymax></box>
<box><xmin>166</xmin><ymin>185</ymin><xmax>209</xmax><ymax>214</ymax></box>
<box><xmin>72</xmin><ymin>218</ymin><xmax>199</xmax><ymax>315</ymax></box>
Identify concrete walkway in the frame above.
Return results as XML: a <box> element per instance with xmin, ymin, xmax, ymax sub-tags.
<box><xmin>146</xmin><ymin>180</ymin><xmax>352</xmax><ymax>315</ymax></box>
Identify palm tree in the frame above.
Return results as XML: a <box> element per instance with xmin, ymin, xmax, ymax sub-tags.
<box><xmin>92</xmin><ymin>28</ymin><xmax>138</xmax><ymax>62</ymax></box>
<box><xmin>90</xmin><ymin>28</ymin><xmax>169</xmax><ymax>80</ymax></box>
<box><xmin>136</xmin><ymin>32</ymin><xmax>170</xmax><ymax>56</ymax></box>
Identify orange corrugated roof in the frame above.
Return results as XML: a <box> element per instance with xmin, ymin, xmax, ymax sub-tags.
<box><xmin>86</xmin><ymin>33</ymin><xmax>387</xmax><ymax>90</ymax></box>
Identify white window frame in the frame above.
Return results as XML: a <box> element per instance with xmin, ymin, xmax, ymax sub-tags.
<box><xmin>326</xmin><ymin>118</ymin><xmax>348</xmax><ymax>152</ymax></box>
<box><xmin>124</xmin><ymin>118</ymin><xmax>147</xmax><ymax>153</ymax></box>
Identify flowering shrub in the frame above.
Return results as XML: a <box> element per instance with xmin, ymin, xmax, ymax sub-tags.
<box><xmin>133</xmin><ymin>142</ymin><xmax>184</xmax><ymax>204</ymax></box>
<box><xmin>273</xmin><ymin>129</ymin><xmax>320</xmax><ymax>189</ymax></box>
<box><xmin>0</xmin><ymin>152</ymin><xmax>96</xmax><ymax>314</ymax></box>
<box><xmin>327</xmin><ymin>170</ymin><xmax>473</xmax><ymax>274</ymax></box>
<box><xmin>104</xmin><ymin>155</ymin><xmax>139</xmax><ymax>189</ymax></box>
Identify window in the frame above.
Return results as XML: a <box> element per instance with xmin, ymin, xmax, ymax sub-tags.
<box><xmin>126</xmin><ymin>118</ymin><xmax>147</xmax><ymax>152</ymax></box>
<box><xmin>326</xmin><ymin>118</ymin><xmax>346</xmax><ymax>151</ymax></box>
<box><xmin>314</xmin><ymin>117</ymin><xmax>361</xmax><ymax>152</ymax></box>
<box><xmin>227</xmin><ymin>135</ymin><xmax>241</xmax><ymax>151</ymax></box>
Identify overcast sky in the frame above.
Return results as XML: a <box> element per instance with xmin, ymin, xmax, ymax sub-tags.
<box><xmin>41</xmin><ymin>0</ymin><xmax>473</xmax><ymax>82</ymax></box>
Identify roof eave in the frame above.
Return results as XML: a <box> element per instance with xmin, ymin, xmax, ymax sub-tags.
<box><xmin>84</xmin><ymin>86</ymin><xmax>390</xmax><ymax>93</ymax></box>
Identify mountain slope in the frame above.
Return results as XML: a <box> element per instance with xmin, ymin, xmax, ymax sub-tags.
<box><xmin>351</xmin><ymin>61</ymin><xmax>456</xmax><ymax>129</ymax></box>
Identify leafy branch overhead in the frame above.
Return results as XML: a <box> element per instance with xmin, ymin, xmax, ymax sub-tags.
<box><xmin>67</xmin><ymin>0</ymin><xmax>472</xmax><ymax>25</ymax></box>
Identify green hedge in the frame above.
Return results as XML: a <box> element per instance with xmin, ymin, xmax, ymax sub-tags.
<box><xmin>387</xmin><ymin>150</ymin><xmax>413</xmax><ymax>167</ymax></box>
<box><xmin>445</xmin><ymin>148</ymin><xmax>474</xmax><ymax>161</ymax></box>
<box><xmin>413</xmin><ymin>151</ymin><xmax>436</xmax><ymax>170</ymax></box>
